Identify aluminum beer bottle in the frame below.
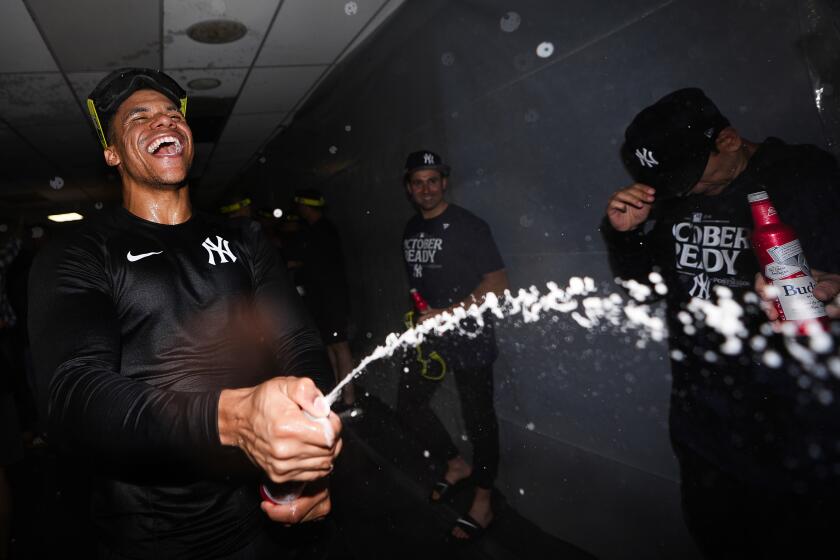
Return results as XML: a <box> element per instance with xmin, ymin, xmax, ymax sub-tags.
<box><xmin>410</xmin><ymin>288</ymin><xmax>430</xmax><ymax>313</ymax></box>
<box><xmin>748</xmin><ymin>190</ymin><xmax>829</xmax><ymax>332</ymax></box>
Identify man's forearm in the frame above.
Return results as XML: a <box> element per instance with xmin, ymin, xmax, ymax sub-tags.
<box><xmin>45</xmin><ymin>360</ymin><xmax>222</xmax><ymax>463</ymax></box>
<box><xmin>218</xmin><ymin>386</ymin><xmax>254</xmax><ymax>446</ymax></box>
<box><xmin>601</xmin><ymin>216</ymin><xmax>656</xmax><ymax>283</ymax></box>
<box><xmin>447</xmin><ymin>269</ymin><xmax>509</xmax><ymax>312</ymax></box>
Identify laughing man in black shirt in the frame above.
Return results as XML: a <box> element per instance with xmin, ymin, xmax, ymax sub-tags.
<box><xmin>28</xmin><ymin>68</ymin><xmax>342</xmax><ymax>559</ymax></box>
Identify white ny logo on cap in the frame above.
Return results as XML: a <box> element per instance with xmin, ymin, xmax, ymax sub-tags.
<box><xmin>635</xmin><ymin>148</ymin><xmax>659</xmax><ymax>168</ymax></box>
<box><xmin>423</xmin><ymin>153</ymin><xmax>435</xmax><ymax>165</ymax></box>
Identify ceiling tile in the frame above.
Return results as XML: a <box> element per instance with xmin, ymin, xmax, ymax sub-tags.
<box><xmin>166</xmin><ymin>67</ymin><xmax>248</xmax><ymax>98</ymax></box>
<box><xmin>69</xmin><ymin>68</ymin><xmax>249</xmax><ymax>106</ymax></box>
<box><xmin>333</xmin><ymin>0</ymin><xmax>405</xmax><ymax>66</ymax></box>
<box><xmin>233</xmin><ymin>66</ymin><xmax>325</xmax><ymax>114</ymax></box>
<box><xmin>66</xmin><ymin>71</ymin><xmax>110</xmax><ymax>106</ymax></box>
<box><xmin>0</xmin><ymin>125</ymin><xmax>43</xmax><ymax>161</ymax></box>
<box><xmin>257</xmin><ymin>0</ymin><xmax>387</xmax><ymax>66</ymax></box>
<box><xmin>39</xmin><ymin>184</ymin><xmax>94</xmax><ymax>203</ymax></box>
<box><xmin>17</xmin><ymin>122</ymin><xmax>102</xmax><ymax>167</ymax></box>
<box><xmin>217</xmin><ymin>111</ymin><xmax>286</xmax><ymax>144</ymax></box>
<box><xmin>0</xmin><ymin>177</ymin><xmax>49</xmax><ymax>200</ymax></box>
<box><xmin>164</xmin><ymin>0</ymin><xmax>279</xmax><ymax>68</ymax></box>
<box><xmin>25</xmin><ymin>0</ymin><xmax>159</xmax><ymax>72</ymax></box>
<box><xmin>0</xmin><ymin>73</ymin><xmax>81</xmax><ymax>126</ymax></box>
<box><xmin>0</xmin><ymin>0</ymin><xmax>58</xmax><ymax>72</ymax></box>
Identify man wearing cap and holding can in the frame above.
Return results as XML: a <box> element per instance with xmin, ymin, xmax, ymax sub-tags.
<box><xmin>602</xmin><ymin>88</ymin><xmax>840</xmax><ymax>557</ymax></box>
<box><xmin>399</xmin><ymin>150</ymin><xmax>508</xmax><ymax>541</ymax></box>
<box><xmin>28</xmin><ymin>68</ymin><xmax>342</xmax><ymax>558</ymax></box>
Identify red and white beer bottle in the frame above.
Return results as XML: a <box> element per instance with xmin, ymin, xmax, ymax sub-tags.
<box><xmin>748</xmin><ymin>190</ymin><xmax>829</xmax><ymax>333</ymax></box>
<box><xmin>410</xmin><ymin>288</ymin><xmax>430</xmax><ymax>313</ymax></box>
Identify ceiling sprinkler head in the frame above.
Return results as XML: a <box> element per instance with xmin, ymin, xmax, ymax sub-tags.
<box><xmin>50</xmin><ymin>176</ymin><xmax>64</xmax><ymax>190</ymax></box>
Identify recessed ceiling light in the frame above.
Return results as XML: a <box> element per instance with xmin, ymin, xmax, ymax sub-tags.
<box><xmin>187</xmin><ymin>19</ymin><xmax>247</xmax><ymax>44</ymax></box>
<box><xmin>272</xmin><ymin>208</ymin><xmax>283</xmax><ymax>218</ymax></box>
<box><xmin>187</xmin><ymin>77</ymin><xmax>222</xmax><ymax>90</ymax></box>
<box><xmin>48</xmin><ymin>212</ymin><xmax>84</xmax><ymax>223</ymax></box>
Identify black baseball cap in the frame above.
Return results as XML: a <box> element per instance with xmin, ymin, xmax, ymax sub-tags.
<box><xmin>404</xmin><ymin>150</ymin><xmax>451</xmax><ymax>181</ymax></box>
<box><xmin>621</xmin><ymin>88</ymin><xmax>730</xmax><ymax>199</ymax></box>
<box><xmin>87</xmin><ymin>68</ymin><xmax>187</xmax><ymax>149</ymax></box>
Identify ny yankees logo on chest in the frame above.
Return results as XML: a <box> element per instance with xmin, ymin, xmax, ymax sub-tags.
<box><xmin>202</xmin><ymin>236</ymin><xmax>237</xmax><ymax>265</ymax></box>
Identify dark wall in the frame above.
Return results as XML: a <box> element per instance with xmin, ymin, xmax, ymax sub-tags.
<box><xmin>244</xmin><ymin>1</ymin><xmax>828</xmax><ymax>556</ymax></box>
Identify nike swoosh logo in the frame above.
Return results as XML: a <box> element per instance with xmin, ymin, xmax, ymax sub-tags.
<box><xmin>126</xmin><ymin>250</ymin><xmax>163</xmax><ymax>262</ymax></box>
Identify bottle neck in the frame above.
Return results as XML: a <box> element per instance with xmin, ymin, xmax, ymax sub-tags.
<box><xmin>410</xmin><ymin>290</ymin><xmax>429</xmax><ymax>311</ymax></box>
<box><xmin>750</xmin><ymin>200</ymin><xmax>780</xmax><ymax>227</ymax></box>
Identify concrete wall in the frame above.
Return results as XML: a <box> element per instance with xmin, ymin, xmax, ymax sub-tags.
<box><xmin>243</xmin><ymin>1</ymin><xmax>827</xmax><ymax>557</ymax></box>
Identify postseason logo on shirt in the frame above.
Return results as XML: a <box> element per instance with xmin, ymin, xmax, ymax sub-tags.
<box><xmin>672</xmin><ymin>212</ymin><xmax>751</xmax><ymax>298</ymax></box>
<box><xmin>404</xmin><ymin>235</ymin><xmax>444</xmax><ymax>278</ymax></box>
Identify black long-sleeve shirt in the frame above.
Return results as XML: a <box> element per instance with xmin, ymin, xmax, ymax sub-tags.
<box><xmin>602</xmin><ymin>138</ymin><xmax>840</xmax><ymax>490</ymax></box>
<box><xmin>28</xmin><ymin>207</ymin><xmax>331</xmax><ymax>558</ymax></box>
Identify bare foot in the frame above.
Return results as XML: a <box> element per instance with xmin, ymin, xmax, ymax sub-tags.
<box><xmin>431</xmin><ymin>456</ymin><xmax>472</xmax><ymax>501</ymax></box>
<box><xmin>452</xmin><ymin>487</ymin><xmax>493</xmax><ymax>539</ymax></box>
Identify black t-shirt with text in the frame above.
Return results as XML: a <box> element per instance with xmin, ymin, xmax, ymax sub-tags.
<box><xmin>402</xmin><ymin>204</ymin><xmax>504</xmax><ymax>368</ymax></box>
<box><xmin>603</xmin><ymin>138</ymin><xmax>840</xmax><ymax>489</ymax></box>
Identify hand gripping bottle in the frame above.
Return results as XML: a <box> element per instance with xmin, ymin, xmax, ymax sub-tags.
<box><xmin>259</xmin><ymin>410</ymin><xmax>333</xmax><ymax>505</ymax></box>
<box><xmin>748</xmin><ymin>190</ymin><xmax>829</xmax><ymax>333</ymax></box>
<box><xmin>410</xmin><ymin>288</ymin><xmax>430</xmax><ymax>313</ymax></box>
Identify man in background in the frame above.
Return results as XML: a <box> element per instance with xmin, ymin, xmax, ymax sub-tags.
<box><xmin>399</xmin><ymin>150</ymin><xmax>508</xmax><ymax>541</ymax></box>
<box><xmin>295</xmin><ymin>189</ymin><xmax>358</xmax><ymax>410</ymax></box>
<box><xmin>602</xmin><ymin>88</ymin><xmax>840</xmax><ymax>558</ymax></box>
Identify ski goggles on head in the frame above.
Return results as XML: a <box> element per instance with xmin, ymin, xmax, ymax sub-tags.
<box><xmin>220</xmin><ymin>198</ymin><xmax>252</xmax><ymax>215</ymax></box>
<box><xmin>293</xmin><ymin>193</ymin><xmax>326</xmax><ymax>208</ymax></box>
<box><xmin>87</xmin><ymin>68</ymin><xmax>188</xmax><ymax>149</ymax></box>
